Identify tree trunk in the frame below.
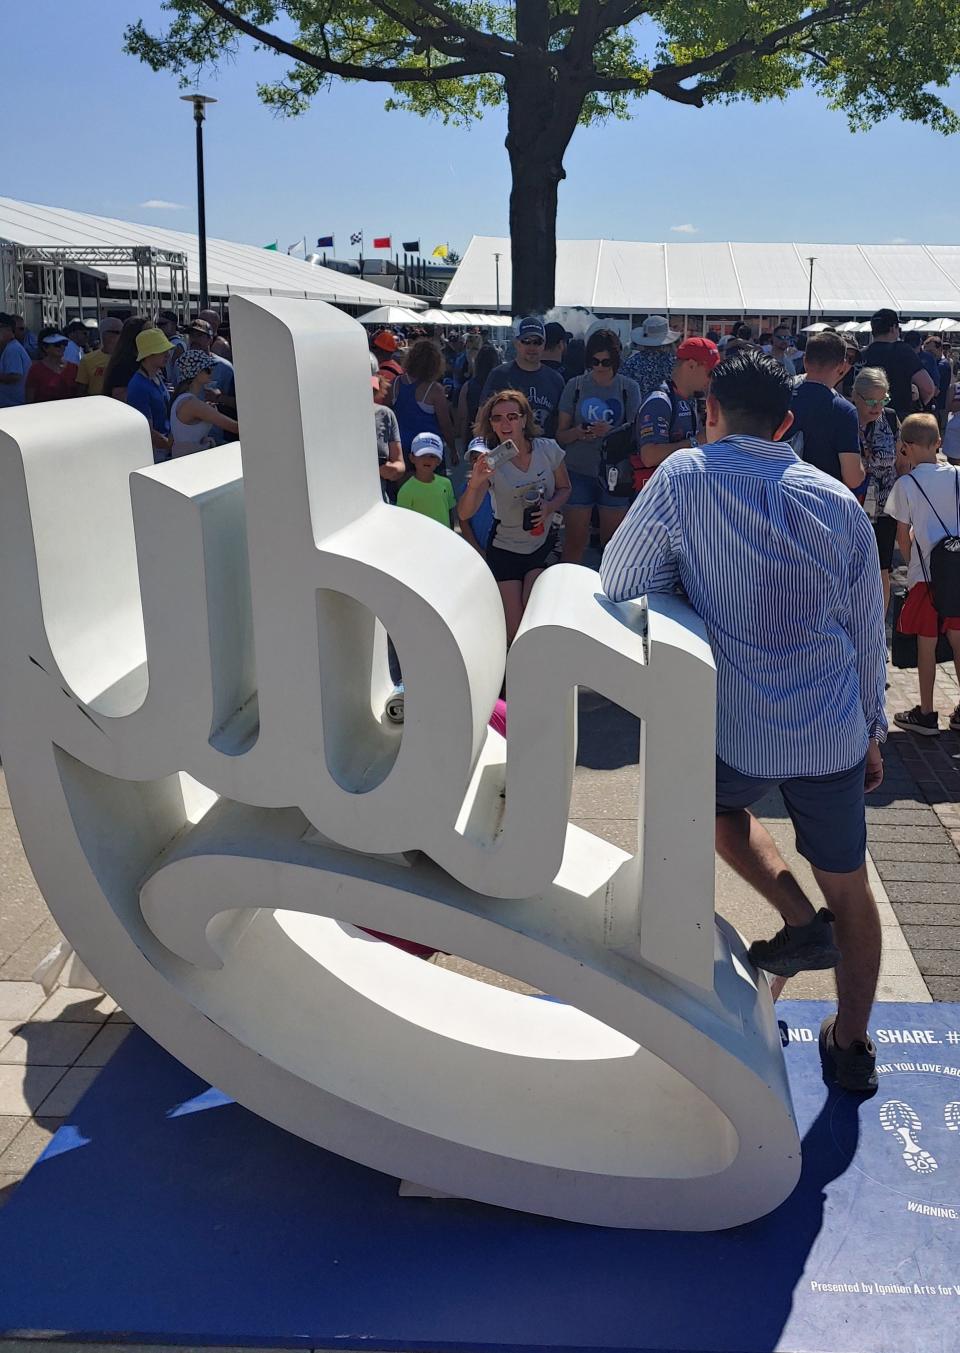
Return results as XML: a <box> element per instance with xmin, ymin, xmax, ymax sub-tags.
<box><xmin>505</xmin><ymin>73</ymin><xmax>583</xmax><ymax>317</ymax></box>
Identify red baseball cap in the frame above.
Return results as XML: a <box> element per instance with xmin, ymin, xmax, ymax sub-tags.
<box><xmin>677</xmin><ymin>337</ymin><xmax>721</xmax><ymax>371</ymax></box>
<box><xmin>372</xmin><ymin>329</ymin><xmax>398</xmax><ymax>353</ymax></box>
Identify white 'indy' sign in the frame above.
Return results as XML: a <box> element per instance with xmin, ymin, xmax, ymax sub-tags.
<box><xmin>0</xmin><ymin>296</ymin><xmax>799</xmax><ymax>1230</ymax></box>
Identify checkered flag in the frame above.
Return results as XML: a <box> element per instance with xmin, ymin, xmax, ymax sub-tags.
<box><xmin>350</xmin><ymin>230</ymin><xmax>363</xmax><ymax>246</ymax></box>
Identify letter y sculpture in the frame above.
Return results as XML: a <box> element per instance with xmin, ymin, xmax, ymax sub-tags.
<box><xmin>0</xmin><ymin>296</ymin><xmax>800</xmax><ymax>1229</ymax></box>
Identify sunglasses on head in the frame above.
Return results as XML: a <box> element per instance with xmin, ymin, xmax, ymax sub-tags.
<box><xmin>590</xmin><ymin>356</ymin><xmax>613</xmax><ymax>368</ymax></box>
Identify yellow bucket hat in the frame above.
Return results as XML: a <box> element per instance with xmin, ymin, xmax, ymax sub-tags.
<box><xmin>135</xmin><ymin>327</ymin><xmax>175</xmax><ymax>361</ymax></box>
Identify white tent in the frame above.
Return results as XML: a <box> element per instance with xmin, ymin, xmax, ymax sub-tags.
<box><xmin>801</xmin><ymin>322</ymin><xmax>831</xmax><ymax>333</ymax></box>
<box><xmin>0</xmin><ymin>194</ymin><xmax>423</xmax><ymax>309</ymax></box>
<box><xmin>358</xmin><ymin>305</ymin><xmax>425</xmax><ymax>326</ymax></box>
<box><xmin>444</xmin><ymin>235</ymin><xmax>960</xmax><ymax>317</ymax></box>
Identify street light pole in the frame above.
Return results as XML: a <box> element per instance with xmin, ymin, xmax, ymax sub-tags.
<box><xmin>181</xmin><ymin>93</ymin><xmax>217</xmax><ymax>313</ymax></box>
<box><xmin>494</xmin><ymin>251</ymin><xmax>501</xmax><ymax>315</ymax></box>
<box><xmin>806</xmin><ymin>256</ymin><xmax>816</xmax><ymax>329</ymax></box>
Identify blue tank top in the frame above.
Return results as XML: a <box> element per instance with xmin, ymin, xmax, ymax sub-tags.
<box><xmin>393</xmin><ymin>377</ymin><xmax>441</xmax><ymax>452</ymax></box>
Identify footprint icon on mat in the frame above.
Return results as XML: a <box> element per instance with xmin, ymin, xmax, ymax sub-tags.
<box><xmin>946</xmin><ymin>1102</ymin><xmax>960</xmax><ymax>1135</ymax></box>
<box><xmin>880</xmin><ymin>1100</ymin><xmax>939</xmax><ymax>1174</ymax></box>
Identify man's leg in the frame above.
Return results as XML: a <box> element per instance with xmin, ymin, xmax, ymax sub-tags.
<box><xmin>780</xmin><ymin>759</ymin><xmax>879</xmax><ymax>1089</ymax></box>
<box><xmin>715</xmin><ymin>758</ymin><xmax>840</xmax><ymax>978</ymax></box>
<box><xmin>715</xmin><ymin>809</ymin><xmax>817</xmax><ymax>928</ymax></box>
<box><xmin>810</xmin><ymin>863</ymin><xmax>881</xmax><ymax>1049</ymax></box>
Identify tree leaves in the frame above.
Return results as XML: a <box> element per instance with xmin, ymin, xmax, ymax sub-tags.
<box><xmin>124</xmin><ymin>0</ymin><xmax>960</xmax><ymax>131</ymax></box>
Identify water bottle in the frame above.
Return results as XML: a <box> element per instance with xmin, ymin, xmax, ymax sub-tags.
<box><xmin>522</xmin><ymin>487</ymin><xmax>545</xmax><ymax>535</ymax></box>
<box><xmin>863</xmin><ymin>479</ymin><xmax>879</xmax><ymax>521</ymax></box>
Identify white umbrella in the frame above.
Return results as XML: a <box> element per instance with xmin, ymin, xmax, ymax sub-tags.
<box><xmin>358</xmin><ymin>305</ymin><xmax>425</xmax><ymax>326</ymax></box>
<box><xmin>801</xmin><ymin>322</ymin><xmax>831</xmax><ymax>333</ymax></box>
<box><xmin>834</xmin><ymin>321</ymin><xmax>862</xmax><ymax>334</ymax></box>
<box><xmin>465</xmin><ymin>312</ymin><xmax>512</xmax><ymax>328</ymax></box>
<box><xmin>419</xmin><ymin>308</ymin><xmax>453</xmax><ymax>325</ymax></box>
<box><xmin>917</xmin><ymin>317</ymin><xmax>960</xmax><ymax>333</ymax></box>
<box><xmin>900</xmin><ymin>319</ymin><xmax>927</xmax><ymax>332</ymax></box>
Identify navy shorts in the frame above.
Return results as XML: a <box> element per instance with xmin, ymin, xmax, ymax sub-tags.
<box><xmin>565</xmin><ymin>469</ymin><xmax>630</xmax><ymax>511</ymax></box>
<box><xmin>716</xmin><ymin>755</ymin><xmax>867</xmax><ymax>874</ymax></box>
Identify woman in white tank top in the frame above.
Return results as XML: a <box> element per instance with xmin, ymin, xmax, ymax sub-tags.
<box><xmin>170</xmin><ymin>349</ymin><xmax>239</xmax><ymax>457</ymax></box>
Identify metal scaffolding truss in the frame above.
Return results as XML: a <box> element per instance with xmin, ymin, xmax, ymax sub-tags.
<box><xmin>0</xmin><ymin>242</ymin><xmax>190</xmax><ymax>323</ymax></box>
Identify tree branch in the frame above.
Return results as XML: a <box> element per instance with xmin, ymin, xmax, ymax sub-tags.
<box><xmin>565</xmin><ymin>0</ymin><xmax>604</xmax><ymax>66</ymax></box>
<box><xmin>365</xmin><ymin>0</ymin><xmax>470</xmax><ymax>62</ymax></box>
<box><xmin>404</xmin><ymin>0</ymin><xmax>530</xmax><ymax>59</ymax></box>
<box><xmin>593</xmin><ymin>0</ymin><xmax>866</xmax><ymax>95</ymax></box>
<box><xmin>598</xmin><ymin>0</ymin><xmax>653</xmax><ymax>30</ymax></box>
<box><xmin>193</xmin><ymin>0</ymin><xmax>492</xmax><ymax>81</ymax></box>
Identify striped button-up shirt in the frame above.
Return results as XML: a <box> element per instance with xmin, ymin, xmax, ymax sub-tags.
<box><xmin>600</xmin><ymin>435</ymin><xmax>887</xmax><ymax>779</ymax></box>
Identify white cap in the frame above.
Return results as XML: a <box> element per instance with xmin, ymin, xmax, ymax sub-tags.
<box><xmin>467</xmin><ymin>436</ymin><xmax>488</xmax><ymax>456</ymax></box>
<box><xmin>411</xmin><ymin>431</ymin><xmax>444</xmax><ymax>458</ymax></box>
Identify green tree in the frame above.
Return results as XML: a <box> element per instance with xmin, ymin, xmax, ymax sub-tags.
<box><xmin>127</xmin><ymin>1</ymin><xmax>960</xmax><ymax>315</ymax></box>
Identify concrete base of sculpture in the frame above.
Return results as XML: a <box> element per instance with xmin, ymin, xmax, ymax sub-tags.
<box><xmin>2</xmin><ymin>1002</ymin><xmax>959</xmax><ymax>1353</ymax></box>
<box><xmin>0</xmin><ymin>292</ymin><xmax>800</xmax><ymax>1230</ymax></box>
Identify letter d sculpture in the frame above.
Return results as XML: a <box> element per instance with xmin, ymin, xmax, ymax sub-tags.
<box><xmin>0</xmin><ymin>296</ymin><xmax>800</xmax><ymax>1230</ymax></box>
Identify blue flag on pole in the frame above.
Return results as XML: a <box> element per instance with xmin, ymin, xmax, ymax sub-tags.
<box><xmin>317</xmin><ymin>235</ymin><xmax>334</xmax><ymax>249</ymax></box>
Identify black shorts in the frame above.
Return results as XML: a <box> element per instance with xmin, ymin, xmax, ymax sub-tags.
<box><xmin>873</xmin><ymin>514</ymin><xmax>897</xmax><ymax>572</ymax></box>
<box><xmin>486</xmin><ymin>526</ymin><xmax>560</xmax><ymax>583</ymax></box>
<box><xmin>716</xmin><ymin>755</ymin><xmax>867</xmax><ymax>874</ymax></box>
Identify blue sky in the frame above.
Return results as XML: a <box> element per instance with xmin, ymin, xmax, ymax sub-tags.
<box><xmin>6</xmin><ymin>2</ymin><xmax>960</xmax><ymax>255</ymax></box>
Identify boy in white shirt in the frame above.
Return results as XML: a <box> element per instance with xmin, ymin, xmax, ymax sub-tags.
<box><xmin>886</xmin><ymin>413</ymin><xmax>960</xmax><ymax>735</ymax></box>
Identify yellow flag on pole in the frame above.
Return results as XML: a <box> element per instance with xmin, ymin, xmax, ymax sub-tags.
<box><xmin>431</xmin><ymin>243</ymin><xmax>449</xmax><ymax>259</ymax></box>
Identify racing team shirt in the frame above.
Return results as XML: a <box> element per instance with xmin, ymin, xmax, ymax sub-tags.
<box><xmin>635</xmin><ymin>379</ymin><xmax>697</xmax><ymax>456</ymax></box>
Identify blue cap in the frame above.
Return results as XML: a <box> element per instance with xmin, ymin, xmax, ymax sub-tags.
<box><xmin>411</xmin><ymin>431</ymin><xmax>444</xmax><ymax>458</ymax></box>
<box><xmin>517</xmin><ymin>316</ymin><xmax>546</xmax><ymax>341</ymax></box>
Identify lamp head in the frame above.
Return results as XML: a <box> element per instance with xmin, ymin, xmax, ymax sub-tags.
<box><xmin>180</xmin><ymin>92</ymin><xmax>218</xmax><ymax>122</ymax></box>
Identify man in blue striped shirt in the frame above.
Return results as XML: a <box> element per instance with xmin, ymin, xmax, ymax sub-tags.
<box><xmin>601</xmin><ymin>351</ymin><xmax>888</xmax><ymax>1093</ymax></box>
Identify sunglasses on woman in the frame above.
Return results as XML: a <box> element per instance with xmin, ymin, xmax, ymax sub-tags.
<box><xmin>590</xmin><ymin>356</ymin><xmax>613</xmax><ymax>368</ymax></box>
<box><xmin>858</xmin><ymin>395</ymin><xmax>889</xmax><ymax>408</ymax></box>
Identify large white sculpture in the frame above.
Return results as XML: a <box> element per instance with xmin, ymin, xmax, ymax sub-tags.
<box><xmin>0</xmin><ymin>296</ymin><xmax>800</xmax><ymax>1230</ymax></box>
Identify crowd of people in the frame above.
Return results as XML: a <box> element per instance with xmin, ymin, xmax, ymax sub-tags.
<box><xmin>0</xmin><ymin>307</ymin><xmax>237</xmax><ymax>459</ymax></box>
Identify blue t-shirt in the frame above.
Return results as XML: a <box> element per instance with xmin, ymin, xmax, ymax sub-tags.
<box><xmin>0</xmin><ymin>338</ymin><xmax>31</xmax><ymax>408</ymax></box>
<box><xmin>636</xmin><ymin>380</ymin><xmax>696</xmax><ymax>452</ymax></box>
<box><xmin>918</xmin><ymin>349</ymin><xmax>939</xmax><ymax>387</ymax></box>
<box><xmin>455</xmin><ymin>482</ymin><xmax>494</xmax><ymax>549</ymax></box>
<box><xmin>480</xmin><ymin>361</ymin><xmax>565</xmax><ymax>436</ymax></box>
<box><xmin>211</xmin><ymin>354</ymin><xmax>235</xmax><ymax>397</ymax></box>
<box><xmin>127</xmin><ymin>371</ymin><xmax>171</xmax><ymax>452</ymax></box>
<box><xmin>788</xmin><ymin>380</ymin><xmax>859</xmax><ymax>482</ymax></box>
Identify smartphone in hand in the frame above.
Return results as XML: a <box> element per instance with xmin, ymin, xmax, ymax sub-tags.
<box><xmin>485</xmin><ymin>439</ymin><xmax>520</xmax><ymax>471</ymax></box>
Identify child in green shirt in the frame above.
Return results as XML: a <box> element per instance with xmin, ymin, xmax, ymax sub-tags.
<box><xmin>397</xmin><ymin>432</ymin><xmax>455</xmax><ymax>527</ymax></box>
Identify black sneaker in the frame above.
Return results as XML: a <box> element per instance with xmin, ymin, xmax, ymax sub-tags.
<box><xmin>894</xmin><ymin>705</ymin><xmax>939</xmax><ymax>736</ymax></box>
<box><xmin>949</xmin><ymin>704</ymin><xmax>960</xmax><ymax>733</ymax></box>
<box><xmin>820</xmin><ymin>1015</ymin><xmax>878</xmax><ymax>1093</ymax></box>
<box><xmin>747</xmin><ymin>908</ymin><xmax>840</xmax><ymax>978</ymax></box>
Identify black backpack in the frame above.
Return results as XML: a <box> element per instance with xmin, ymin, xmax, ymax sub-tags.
<box><xmin>908</xmin><ymin>470</ymin><xmax>960</xmax><ymax>616</ymax></box>
<box><xmin>598</xmin><ymin>382</ymin><xmax>685</xmax><ymax>501</ymax></box>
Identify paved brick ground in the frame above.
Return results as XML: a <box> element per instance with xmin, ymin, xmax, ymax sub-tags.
<box><xmin>882</xmin><ymin>655</ymin><xmax>960</xmax><ymax>999</ymax></box>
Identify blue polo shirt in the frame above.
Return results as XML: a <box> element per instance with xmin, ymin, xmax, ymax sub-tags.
<box><xmin>788</xmin><ymin>380</ymin><xmax>859</xmax><ymax>482</ymax></box>
<box><xmin>127</xmin><ymin>371</ymin><xmax>171</xmax><ymax>457</ymax></box>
